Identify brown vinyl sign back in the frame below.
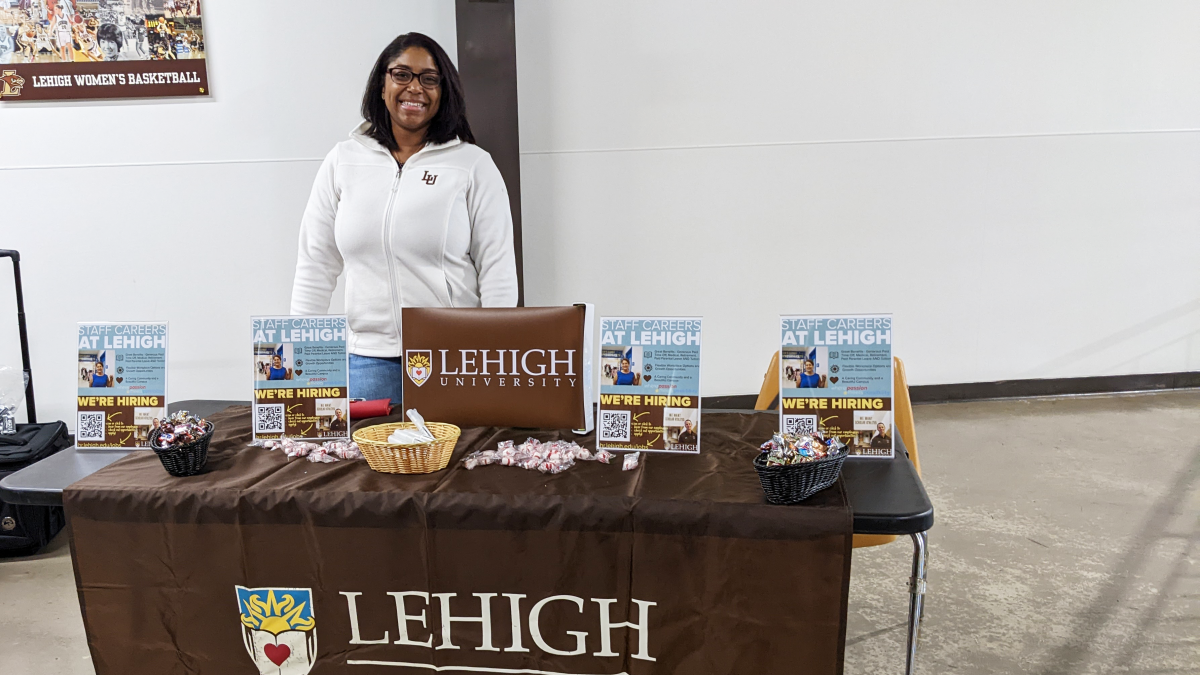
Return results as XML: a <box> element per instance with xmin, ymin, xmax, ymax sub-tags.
<box><xmin>401</xmin><ymin>307</ymin><xmax>588</xmax><ymax>429</ymax></box>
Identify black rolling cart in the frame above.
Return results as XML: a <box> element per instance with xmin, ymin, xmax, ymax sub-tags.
<box><xmin>0</xmin><ymin>250</ymin><xmax>71</xmax><ymax>556</ymax></box>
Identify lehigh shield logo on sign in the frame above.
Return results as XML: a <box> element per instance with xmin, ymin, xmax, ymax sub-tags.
<box><xmin>236</xmin><ymin>586</ymin><xmax>317</xmax><ymax>675</ymax></box>
<box><xmin>406</xmin><ymin>350</ymin><xmax>432</xmax><ymax>387</ymax></box>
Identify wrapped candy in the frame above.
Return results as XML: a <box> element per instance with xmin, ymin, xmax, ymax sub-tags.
<box><xmin>759</xmin><ymin>430</ymin><xmax>845</xmax><ymax>465</ymax></box>
<box><xmin>152</xmin><ymin>410</ymin><xmax>210</xmax><ymax>450</ymax></box>
<box><xmin>460</xmin><ymin>437</ymin><xmax>617</xmax><ymax>474</ymax></box>
<box><xmin>286</xmin><ymin>441</ymin><xmax>318</xmax><ymax>458</ymax></box>
<box><xmin>306</xmin><ymin>448</ymin><xmax>337</xmax><ymax>463</ymax></box>
<box><xmin>325</xmin><ymin>440</ymin><xmax>363</xmax><ymax>460</ymax></box>
<box><xmin>252</xmin><ymin>437</ymin><xmax>362</xmax><ymax>462</ymax></box>
<box><xmin>538</xmin><ymin>459</ymin><xmax>568</xmax><ymax>474</ymax></box>
<box><xmin>622</xmin><ymin>452</ymin><xmax>641</xmax><ymax>471</ymax></box>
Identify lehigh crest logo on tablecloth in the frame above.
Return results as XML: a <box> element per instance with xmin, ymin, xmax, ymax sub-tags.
<box><xmin>235</xmin><ymin>586</ymin><xmax>317</xmax><ymax>675</ymax></box>
<box><xmin>406</xmin><ymin>350</ymin><xmax>432</xmax><ymax>387</ymax></box>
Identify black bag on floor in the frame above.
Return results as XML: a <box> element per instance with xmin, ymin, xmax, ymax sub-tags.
<box><xmin>0</xmin><ymin>422</ymin><xmax>71</xmax><ymax>556</ymax></box>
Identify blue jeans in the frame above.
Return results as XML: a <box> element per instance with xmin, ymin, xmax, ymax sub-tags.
<box><xmin>349</xmin><ymin>354</ymin><xmax>405</xmax><ymax>407</ymax></box>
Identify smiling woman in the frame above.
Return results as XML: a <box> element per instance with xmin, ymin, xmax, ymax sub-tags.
<box><xmin>289</xmin><ymin>33</ymin><xmax>519</xmax><ymax>408</ymax></box>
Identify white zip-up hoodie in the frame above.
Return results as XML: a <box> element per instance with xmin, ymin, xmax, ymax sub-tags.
<box><xmin>290</xmin><ymin>123</ymin><xmax>519</xmax><ymax>356</ymax></box>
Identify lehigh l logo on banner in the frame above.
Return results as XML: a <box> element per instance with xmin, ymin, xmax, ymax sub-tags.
<box><xmin>0</xmin><ymin>71</ymin><xmax>24</xmax><ymax>97</ymax></box>
<box><xmin>236</xmin><ymin>586</ymin><xmax>317</xmax><ymax>675</ymax></box>
<box><xmin>406</xmin><ymin>350</ymin><xmax>432</xmax><ymax>387</ymax></box>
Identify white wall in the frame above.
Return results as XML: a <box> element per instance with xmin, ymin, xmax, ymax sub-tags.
<box><xmin>0</xmin><ymin>0</ymin><xmax>456</xmax><ymax>425</ymax></box>
<box><xmin>5</xmin><ymin>1</ymin><xmax>1200</xmax><ymax>428</ymax></box>
<box><xmin>514</xmin><ymin>0</ymin><xmax>1200</xmax><ymax>395</ymax></box>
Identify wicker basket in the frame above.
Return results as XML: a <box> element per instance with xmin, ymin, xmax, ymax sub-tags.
<box><xmin>753</xmin><ymin>447</ymin><xmax>848</xmax><ymax>504</ymax></box>
<box><xmin>353</xmin><ymin>422</ymin><xmax>461</xmax><ymax>474</ymax></box>
<box><xmin>149</xmin><ymin>421</ymin><xmax>214</xmax><ymax>477</ymax></box>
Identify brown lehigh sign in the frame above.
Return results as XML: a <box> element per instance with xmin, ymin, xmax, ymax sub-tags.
<box><xmin>401</xmin><ymin>306</ymin><xmax>592</xmax><ymax>430</ymax></box>
<box><xmin>0</xmin><ymin>60</ymin><xmax>209</xmax><ymax>102</ymax></box>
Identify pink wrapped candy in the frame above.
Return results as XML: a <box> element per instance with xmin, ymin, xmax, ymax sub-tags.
<box><xmin>253</xmin><ymin>437</ymin><xmax>363</xmax><ymax>462</ymax></box>
<box><xmin>622</xmin><ymin>452</ymin><xmax>641</xmax><ymax>471</ymax></box>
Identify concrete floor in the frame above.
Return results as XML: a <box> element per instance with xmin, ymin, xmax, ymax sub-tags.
<box><xmin>2</xmin><ymin>391</ymin><xmax>1198</xmax><ymax>674</ymax></box>
<box><xmin>848</xmin><ymin>390</ymin><xmax>1200</xmax><ymax>674</ymax></box>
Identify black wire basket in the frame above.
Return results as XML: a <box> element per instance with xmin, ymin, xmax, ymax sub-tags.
<box><xmin>753</xmin><ymin>447</ymin><xmax>848</xmax><ymax>504</ymax></box>
<box><xmin>148</xmin><ymin>422</ymin><xmax>214</xmax><ymax>477</ymax></box>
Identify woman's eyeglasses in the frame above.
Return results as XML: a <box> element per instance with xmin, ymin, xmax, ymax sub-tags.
<box><xmin>387</xmin><ymin>67</ymin><xmax>440</xmax><ymax>89</ymax></box>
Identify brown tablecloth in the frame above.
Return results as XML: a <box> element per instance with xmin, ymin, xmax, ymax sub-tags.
<box><xmin>64</xmin><ymin>406</ymin><xmax>851</xmax><ymax>675</ymax></box>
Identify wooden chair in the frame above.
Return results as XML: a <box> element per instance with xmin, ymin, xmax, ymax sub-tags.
<box><xmin>754</xmin><ymin>352</ymin><xmax>922</xmax><ymax>549</ymax></box>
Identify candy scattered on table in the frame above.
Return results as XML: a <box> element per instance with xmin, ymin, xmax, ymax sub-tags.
<box><xmin>252</xmin><ymin>437</ymin><xmax>363</xmax><ymax>462</ymax></box>
<box><xmin>461</xmin><ymin>439</ymin><xmax>628</xmax><ymax>474</ymax></box>
<box><xmin>153</xmin><ymin>410</ymin><xmax>210</xmax><ymax>449</ymax></box>
<box><xmin>621</xmin><ymin>452</ymin><xmax>641</xmax><ymax>471</ymax></box>
<box><xmin>759</xmin><ymin>431</ymin><xmax>846</xmax><ymax>466</ymax></box>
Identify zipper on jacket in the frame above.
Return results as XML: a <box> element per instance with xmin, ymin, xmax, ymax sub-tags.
<box><xmin>381</xmin><ymin>167</ymin><xmax>403</xmax><ymax>350</ymax></box>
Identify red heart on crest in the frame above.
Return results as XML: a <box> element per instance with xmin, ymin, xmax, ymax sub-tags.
<box><xmin>263</xmin><ymin>643</ymin><xmax>290</xmax><ymax>666</ymax></box>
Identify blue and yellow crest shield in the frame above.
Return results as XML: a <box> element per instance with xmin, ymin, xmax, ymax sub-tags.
<box><xmin>235</xmin><ymin>586</ymin><xmax>317</xmax><ymax>674</ymax></box>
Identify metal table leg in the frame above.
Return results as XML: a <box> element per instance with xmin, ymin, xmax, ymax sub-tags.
<box><xmin>906</xmin><ymin>531</ymin><xmax>928</xmax><ymax>675</ymax></box>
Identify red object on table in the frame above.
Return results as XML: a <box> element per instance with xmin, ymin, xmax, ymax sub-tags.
<box><xmin>348</xmin><ymin>399</ymin><xmax>392</xmax><ymax>420</ymax></box>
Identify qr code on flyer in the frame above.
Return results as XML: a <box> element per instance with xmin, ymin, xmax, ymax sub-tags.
<box><xmin>255</xmin><ymin>404</ymin><xmax>285</xmax><ymax>433</ymax></box>
<box><xmin>783</xmin><ymin>415</ymin><xmax>817</xmax><ymax>436</ymax></box>
<box><xmin>599</xmin><ymin>410</ymin><xmax>631</xmax><ymax>442</ymax></box>
<box><xmin>77</xmin><ymin>411</ymin><xmax>106</xmax><ymax>441</ymax></box>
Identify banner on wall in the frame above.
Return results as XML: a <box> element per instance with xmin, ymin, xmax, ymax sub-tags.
<box><xmin>0</xmin><ymin>0</ymin><xmax>208</xmax><ymax>102</ymax></box>
<box><xmin>597</xmin><ymin>317</ymin><xmax>702</xmax><ymax>454</ymax></box>
<box><xmin>76</xmin><ymin>321</ymin><xmax>167</xmax><ymax>448</ymax></box>
<box><xmin>252</xmin><ymin>316</ymin><xmax>349</xmax><ymax>442</ymax></box>
<box><xmin>779</xmin><ymin>314</ymin><xmax>894</xmax><ymax>458</ymax></box>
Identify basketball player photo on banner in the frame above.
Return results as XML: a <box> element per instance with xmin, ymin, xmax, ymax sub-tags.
<box><xmin>597</xmin><ymin>317</ymin><xmax>702</xmax><ymax>454</ymax></box>
<box><xmin>0</xmin><ymin>0</ymin><xmax>209</xmax><ymax>102</ymax></box>
<box><xmin>251</xmin><ymin>316</ymin><xmax>349</xmax><ymax>442</ymax></box>
<box><xmin>779</xmin><ymin>314</ymin><xmax>894</xmax><ymax>458</ymax></box>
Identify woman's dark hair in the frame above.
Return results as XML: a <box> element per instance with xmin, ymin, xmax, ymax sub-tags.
<box><xmin>361</xmin><ymin>33</ymin><xmax>475</xmax><ymax>149</ymax></box>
